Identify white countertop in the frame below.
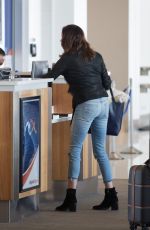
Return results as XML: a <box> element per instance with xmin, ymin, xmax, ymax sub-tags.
<box><xmin>0</xmin><ymin>78</ymin><xmax>53</xmax><ymax>92</ymax></box>
<box><xmin>53</xmin><ymin>76</ymin><xmax>67</xmax><ymax>84</ymax></box>
<box><xmin>52</xmin><ymin>114</ymin><xmax>72</xmax><ymax>123</ymax></box>
<box><xmin>52</xmin><ymin>116</ymin><xmax>72</xmax><ymax>124</ymax></box>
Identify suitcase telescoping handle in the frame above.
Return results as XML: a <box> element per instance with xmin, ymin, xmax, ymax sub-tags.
<box><xmin>145</xmin><ymin>112</ymin><xmax>150</xmax><ymax>168</ymax></box>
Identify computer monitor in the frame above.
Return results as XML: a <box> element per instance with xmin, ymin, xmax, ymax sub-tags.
<box><xmin>0</xmin><ymin>68</ymin><xmax>11</xmax><ymax>80</ymax></box>
<box><xmin>31</xmin><ymin>61</ymin><xmax>49</xmax><ymax>79</ymax></box>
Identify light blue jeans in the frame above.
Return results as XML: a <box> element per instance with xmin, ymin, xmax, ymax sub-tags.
<box><xmin>68</xmin><ymin>97</ymin><xmax>112</xmax><ymax>183</ymax></box>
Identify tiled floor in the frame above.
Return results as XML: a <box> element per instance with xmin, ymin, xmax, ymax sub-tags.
<box><xmin>0</xmin><ymin>126</ymin><xmax>149</xmax><ymax>229</ymax></box>
<box><xmin>0</xmin><ymin>179</ymin><xmax>129</xmax><ymax>230</ymax></box>
<box><xmin>110</xmin><ymin>130</ymin><xmax>149</xmax><ymax>179</ymax></box>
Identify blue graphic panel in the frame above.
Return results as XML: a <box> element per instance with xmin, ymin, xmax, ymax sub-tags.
<box><xmin>20</xmin><ymin>96</ymin><xmax>41</xmax><ymax>192</ymax></box>
<box><xmin>5</xmin><ymin>0</ymin><xmax>12</xmax><ymax>54</ymax></box>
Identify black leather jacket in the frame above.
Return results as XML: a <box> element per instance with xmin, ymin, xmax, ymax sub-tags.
<box><xmin>49</xmin><ymin>51</ymin><xmax>111</xmax><ymax>108</ymax></box>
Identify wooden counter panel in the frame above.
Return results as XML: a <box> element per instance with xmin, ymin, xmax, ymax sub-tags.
<box><xmin>19</xmin><ymin>188</ymin><xmax>39</xmax><ymax>199</ymax></box>
<box><xmin>52</xmin><ymin>121</ymin><xmax>71</xmax><ymax>180</ymax></box>
<box><xmin>52</xmin><ymin>122</ymin><xmax>98</xmax><ymax>181</ymax></box>
<box><xmin>92</xmin><ymin>154</ymin><xmax>98</xmax><ymax>177</ymax></box>
<box><xmin>40</xmin><ymin>89</ymin><xmax>49</xmax><ymax>192</ymax></box>
<box><xmin>82</xmin><ymin>135</ymin><xmax>98</xmax><ymax>179</ymax></box>
<box><xmin>0</xmin><ymin>92</ymin><xmax>13</xmax><ymax>200</ymax></box>
<box><xmin>52</xmin><ymin>84</ymin><xmax>72</xmax><ymax>114</ymax></box>
<box><xmin>19</xmin><ymin>88</ymin><xmax>49</xmax><ymax>198</ymax></box>
<box><xmin>82</xmin><ymin>136</ymin><xmax>89</xmax><ymax>179</ymax></box>
<box><xmin>89</xmin><ymin>137</ymin><xmax>98</xmax><ymax>177</ymax></box>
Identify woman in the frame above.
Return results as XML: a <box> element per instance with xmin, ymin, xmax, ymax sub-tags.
<box><xmin>49</xmin><ymin>24</ymin><xmax>118</xmax><ymax>212</ymax></box>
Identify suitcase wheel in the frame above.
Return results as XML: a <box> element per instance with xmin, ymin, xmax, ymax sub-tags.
<box><xmin>142</xmin><ymin>226</ymin><xmax>149</xmax><ymax>230</ymax></box>
<box><xmin>130</xmin><ymin>224</ymin><xmax>137</xmax><ymax>230</ymax></box>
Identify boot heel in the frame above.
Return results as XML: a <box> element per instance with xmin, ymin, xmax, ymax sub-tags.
<box><xmin>69</xmin><ymin>203</ymin><xmax>77</xmax><ymax>212</ymax></box>
<box><xmin>111</xmin><ymin>202</ymin><xmax>119</xmax><ymax>210</ymax></box>
<box><xmin>55</xmin><ymin>188</ymin><xmax>77</xmax><ymax>212</ymax></box>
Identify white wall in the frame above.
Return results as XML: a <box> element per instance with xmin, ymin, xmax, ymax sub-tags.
<box><xmin>128</xmin><ymin>0</ymin><xmax>141</xmax><ymax>120</ymax></box>
<box><xmin>29</xmin><ymin>0</ymin><xmax>42</xmax><ymax>58</ymax></box>
<box><xmin>28</xmin><ymin>0</ymin><xmax>42</xmax><ymax>70</ymax></box>
<box><xmin>129</xmin><ymin>0</ymin><xmax>150</xmax><ymax>119</ymax></box>
<box><xmin>40</xmin><ymin>0</ymin><xmax>52</xmax><ymax>63</ymax></box>
<box><xmin>0</xmin><ymin>0</ymin><xmax>5</xmax><ymax>49</ymax></box>
<box><xmin>74</xmin><ymin>0</ymin><xmax>87</xmax><ymax>38</ymax></box>
<box><xmin>140</xmin><ymin>0</ymin><xmax>150</xmax><ymax>67</ymax></box>
<box><xmin>12</xmin><ymin>0</ymin><xmax>87</xmax><ymax>70</ymax></box>
<box><xmin>28</xmin><ymin>0</ymin><xmax>87</xmax><ymax>69</ymax></box>
<box><xmin>13</xmin><ymin>0</ymin><xmax>29</xmax><ymax>71</ymax></box>
<box><xmin>51</xmin><ymin>0</ymin><xmax>74</xmax><ymax>63</ymax></box>
<box><xmin>50</xmin><ymin>0</ymin><xmax>87</xmax><ymax>64</ymax></box>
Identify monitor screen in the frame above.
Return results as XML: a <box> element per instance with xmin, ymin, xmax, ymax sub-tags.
<box><xmin>0</xmin><ymin>68</ymin><xmax>11</xmax><ymax>80</ymax></box>
<box><xmin>31</xmin><ymin>61</ymin><xmax>49</xmax><ymax>79</ymax></box>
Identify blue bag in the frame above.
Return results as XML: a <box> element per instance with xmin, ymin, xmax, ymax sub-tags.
<box><xmin>107</xmin><ymin>88</ymin><xmax>124</xmax><ymax>136</ymax></box>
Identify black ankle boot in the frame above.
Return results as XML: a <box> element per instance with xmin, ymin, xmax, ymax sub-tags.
<box><xmin>93</xmin><ymin>187</ymin><xmax>119</xmax><ymax>210</ymax></box>
<box><xmin>55</xmin><ymin>189</ymin><xmax>77</xmax><ymax>212</ymax></box>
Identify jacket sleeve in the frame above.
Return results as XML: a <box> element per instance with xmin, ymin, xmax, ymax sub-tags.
<box><xmin>101</xmin><ymin>56</ymin><xmax>112</xmax><ymax>90</ymax></box>
<box><xmin>48</xmin><ymin>54</ymin><xmax>69</xmax><ymax>80</ymax></box>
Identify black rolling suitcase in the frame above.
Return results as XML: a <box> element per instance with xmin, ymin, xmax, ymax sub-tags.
<box><xmin>128</xmin><ymin>116</ymin><xmax>150</xmax><ymax>230</ymax></box>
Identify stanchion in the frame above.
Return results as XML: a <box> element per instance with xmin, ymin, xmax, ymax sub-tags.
<box><xmin>121</xmin><ymin>78</ymin><xmax>142</xmax><ymax>154</ymax></box>
<box><xmin>109</xmin><ymin>136</ymin><xmax>124</xmax><ymax>160</ymax></box>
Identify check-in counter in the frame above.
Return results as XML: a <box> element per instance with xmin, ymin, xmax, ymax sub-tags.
<box><xmin>0</xmin><ymin>78</ymin><xmax>52</xmax><ymax>222</ymax></box>
<box><xmin>51</xmin><ymin>77</ymin><xmax>98</xmax><ymax>182</ymax></box>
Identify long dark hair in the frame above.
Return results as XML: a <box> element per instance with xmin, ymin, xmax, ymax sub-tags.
<box><xmin>61</xmin><ymin>24</ymin><xmax>96</xmax><ymax>61</ymax></box>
